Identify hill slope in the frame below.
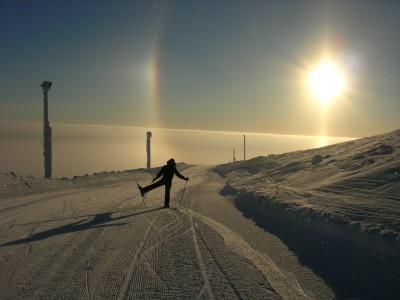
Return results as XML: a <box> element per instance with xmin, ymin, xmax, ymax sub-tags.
<box><xmin>215</xmin><ymin>129</ymin><xmax>400</xmax><ymax>254</ymax></box>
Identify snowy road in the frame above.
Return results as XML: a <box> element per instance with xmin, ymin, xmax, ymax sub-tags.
<box><xmin>0</xmin><ymin>166</ymin><xmax>333</xmax><ymax>299</ymax></box>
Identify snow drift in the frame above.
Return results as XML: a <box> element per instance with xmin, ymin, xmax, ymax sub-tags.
<box><xmin>215</xmin><ymin>129</ymin><xmax>400</xmax><ymax>257</ymax></box>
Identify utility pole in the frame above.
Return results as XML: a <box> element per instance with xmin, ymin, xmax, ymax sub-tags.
<box><xmin>233</xmin><ymin>149</ymin><xmax>236</xmax><ymax>163</ymax></box>
<box><xmin>146</xmin><ymin>131</ymin><xmax>152</xmax><ymax>170</ymax></box>
<box><xmin>243</xmin><ymin>134</ymin><xmax>246</xmax><ymax>161</ymax></box>
<box><xmin>41</xmin><ymin>81</ymin><xmax>53</xmax><ymax>179</ymax></box>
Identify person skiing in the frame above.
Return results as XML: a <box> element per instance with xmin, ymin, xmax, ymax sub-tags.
<box><xmin>139</xmin><ymin>158</ymin><xmax>188</xmax><ymax>208</ymax></box>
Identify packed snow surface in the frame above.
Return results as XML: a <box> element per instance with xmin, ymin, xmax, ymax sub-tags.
<box><xmin>1</xmin><ymin>130</ymin><xmax>400</xmax><ymax>299</ymax></box>
<box><xmin>216</xmin><ymin>130</ymin><xmax>400</xmax><ymax>246</ymax></box>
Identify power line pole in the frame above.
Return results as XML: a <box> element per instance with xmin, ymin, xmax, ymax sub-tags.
<box><xmin>146</xmin><ymin>131</ymin><xmax>152</xmax><ymax>170</ymax></box>
<box><xmin>243</xmin><ymin>134</ymin><xmax>246</xmax><ymax>161</ymax></box>
<box><xmin>41</xmin><ymin>81</ymin><xmax>53</xmax><ymax>179</ymax></box>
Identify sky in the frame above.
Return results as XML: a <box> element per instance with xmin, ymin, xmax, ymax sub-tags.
<box><xmin>1</xmin><ymin>0</ymin><xmax>400</xmax><ymax>137</ymax></box>
<box><xmin>1</xmin><ymin>1</ymin><xmax>400</xmax><ymax>177</ymax></box>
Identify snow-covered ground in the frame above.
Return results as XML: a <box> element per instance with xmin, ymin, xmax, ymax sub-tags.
<box><xmin>215</xmin><ymin>129</ymin><xmax>400</xmax><ymax>298</ymax></box>
<box><xmin>1</xmin><ymin>130</ymin><xmax>399</xmax><ymax>299</ymax></box>
<box><xmin>215</xmin><ymin>130</ymin><xmax>400</xmax><ymax>245</ymax></box>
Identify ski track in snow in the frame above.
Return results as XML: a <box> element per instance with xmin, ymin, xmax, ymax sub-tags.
<box><xmin>187</xmin><ymin>188</ymin><xmax>215</xmax><ymax>300</ymax></box>
<box><xmin>193</xmin><ymin>211</ymin><xmax>308</xmax><ymax>299</ymax></box>
<box><xmin>0</xmin><ymin>165</ymin><xmax>335</xmax><ymax>299</ymax></box>
<box><xmin>117</xmin><ymin>207</ymin><xmax>163</xmax><ymax>299</ymax></box>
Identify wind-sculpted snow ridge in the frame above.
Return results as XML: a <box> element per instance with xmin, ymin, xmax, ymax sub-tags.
<box><xmin>0</xmin><ymin>163</ymin><xmax>192</xmax><ymax>198</ymax></box>
<box><xmin>0</xmin><ymin>169</ymin><xmax>153</xmax><ymax>199</ymax></box>
<box><xmin>215</xmin><ymin>129</ymin><xmax>400</xmax><ymax>247</ymax></box>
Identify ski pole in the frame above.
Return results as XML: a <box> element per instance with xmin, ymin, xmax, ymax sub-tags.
<box><xmin>178</xmin><ymin>180</ymin><xmax>188</xmax><ymax>208</ymax></box>
<box><xmin>132</xmin><ymin>172</ymin><xmax>139</xmax><ymax>185</ymax></box>
<box><xmin>133</xmin><ymin>173</ymin><xmax>147</xmax><ymax>207</ymax></box>
<box><xmin>140</xmin><ymin>193</ymin><xmax>147</xmax><ymax>208</ymax></box>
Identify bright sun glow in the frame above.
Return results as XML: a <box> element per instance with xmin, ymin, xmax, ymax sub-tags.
<box><xmin>309</xmin><ymin>61</ymin><xmax>344</xmax><ymax>105</ymax></box>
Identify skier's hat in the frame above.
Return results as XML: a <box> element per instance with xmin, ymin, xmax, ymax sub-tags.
<box><xmin>167</xmin><ymin>158</ymin><xmax>176</xmax><ymax>167</ymax></box>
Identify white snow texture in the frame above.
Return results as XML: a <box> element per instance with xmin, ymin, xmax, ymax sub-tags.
<box><xmin>1</xmin><ymin>129</ymin><xmax>399</xmax><ymax>299</ymax></box>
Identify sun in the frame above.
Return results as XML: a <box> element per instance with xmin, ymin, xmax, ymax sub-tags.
<box><xmin>309</xmin><ymin>61</ymin><xmax>344</xmax><ymax>105</ymax></box>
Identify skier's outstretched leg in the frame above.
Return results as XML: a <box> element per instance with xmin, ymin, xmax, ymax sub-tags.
<box><xmin>139</xmin><ymin>179</ymin><xmax>165</xmax><ymax>197</ymax></box>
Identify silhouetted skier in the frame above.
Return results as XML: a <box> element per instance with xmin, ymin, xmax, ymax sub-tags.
<box><xmin>139</xmin><ymin>158</ymin><xmax>188</xmax><ymax>208</ymax></box>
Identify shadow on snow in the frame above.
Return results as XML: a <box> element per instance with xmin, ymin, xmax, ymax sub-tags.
<box><xmin>233</xmin><ymin>193</ymin><xmax>400</xmax><ymax>300</ymax></box>
<box><xmin>1</xmin><ymin>207</ymin><xmax>162</xmax><ymax>247</ymax></box>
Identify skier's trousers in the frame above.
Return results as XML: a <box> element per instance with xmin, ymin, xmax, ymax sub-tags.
<box><xmin>142</xmin><ymin>179</ymin><xmax>172</xmax><ymax>207</ymax></box>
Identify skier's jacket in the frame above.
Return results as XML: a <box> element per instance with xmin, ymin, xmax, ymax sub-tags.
<box><xmin>154</xmin><ymin>159</ymin><xmax>186</xmax><ymax>184</ymax></box>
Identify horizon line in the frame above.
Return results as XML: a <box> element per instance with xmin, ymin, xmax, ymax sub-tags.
<box><xmin>0</xmin><ymin>120</ymin><xmax>358</xmax><ymax>140</ymax></box>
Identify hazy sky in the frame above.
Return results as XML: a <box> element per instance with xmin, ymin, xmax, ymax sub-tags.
<box><xmin>1</xmin><ymin>0</ymin><xmax>400</xmax><ymax>138</ymax></box>
<box><xmin>0</xmin><ymin>122</ymin><xmax>351</xmax><ymax>177</ymax></box>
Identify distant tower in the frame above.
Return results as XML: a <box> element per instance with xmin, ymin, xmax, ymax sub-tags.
<box><xmin>146</xmin><ymin>131</ymin><xmax>152</xmax><ymax>170</ymax></box>
<box><xmin>41</xmin><ymin>81</ymin><xmax>53</xmax><ymax>179</ymax></box>
<box><xmin>243</xmin><ymin>134</ymin><xmax>246</xmax><ymax>161</ymax></box>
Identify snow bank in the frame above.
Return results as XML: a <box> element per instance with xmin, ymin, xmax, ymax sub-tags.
<box><xmin>0</xmin><ymin>170</ymin><xmax>136</xmax><ymax>199</ymax></box>
<box><xmin>0</xmin><ymin>163</ymin><xmax>190</xmax><ymax>199</ymax></box>
<box><xmin>215</xmin><ymin>129</ymin><xmax>400</xmax><ymax>256</ymax></box>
